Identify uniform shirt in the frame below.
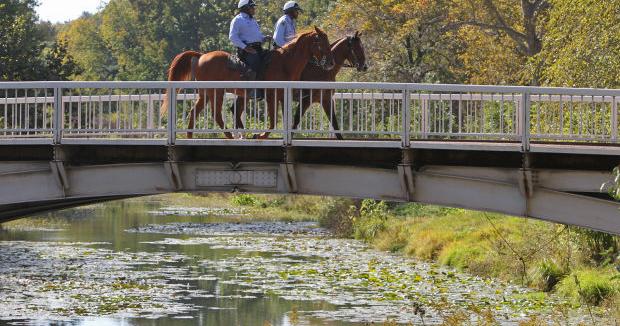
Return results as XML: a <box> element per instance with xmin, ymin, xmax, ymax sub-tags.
<box><xmin>273</xmin><ymin>15</ymin><xmax>296</xmax><ymax>48</ymax></box>
<box><xmin>229</xmin><ymin>12</ymin><xmax>265</xmax><ymax>49</ymax></box>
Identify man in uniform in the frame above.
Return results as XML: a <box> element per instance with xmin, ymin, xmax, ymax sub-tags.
<box><xmin>229</xmin><ymin>0</ymin><xmax>271</xmax><ymax>80</ymax></box>
<box><xmin>273</xmin><ymin>1</ymin><xmax>303</xmax><ymax>48</ymax></box>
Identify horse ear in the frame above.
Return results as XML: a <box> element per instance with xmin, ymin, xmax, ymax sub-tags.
<box><xmin>354</xmin><ymin>31</ymin><xmax>359</xmax><ymax>38</ymax></box>
<box><xmin>314</xmin><ymin>26</ymin><xmax>324</xmax><ymax>35</ymax></box>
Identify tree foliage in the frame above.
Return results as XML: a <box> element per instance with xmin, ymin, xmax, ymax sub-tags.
<box><xmin>0</xmin><ymin>0</ymin><xmax>79</xmax><ymax>81</ymax></box>
<box><xmin>57</xmin><ymin>0</ymin><xmax>334</xmax><ymax>81</ymax></box>
<box><xmin>3</xmin><ymin>0</ymin><xmax>619</xmax><ymax>88</ymax></box>
<box><xmin>324</xmin><ymin>0</ymin><xmax>464</xmax><ymax>83</ymax></box>
<box><xmin>537</xmin><ymin>0</ymin><xmax>620</xmax><ymax>88</ymax></box>
<box><xmin>0</xmin><ymin>0</ymin><xmax>44</xmax><ymax>80</ymax></box>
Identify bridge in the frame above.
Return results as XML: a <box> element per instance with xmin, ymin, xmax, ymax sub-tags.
<box><xmin>0</xmin><ymin>81</ymin><xmax>619</xmax><ymax>234</ymax></box>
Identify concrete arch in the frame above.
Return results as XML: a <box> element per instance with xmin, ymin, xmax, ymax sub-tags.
<box><xmin>1</xmin><ymin>159</ymin><xmax>618</xmax><ymax>234</ymax></box>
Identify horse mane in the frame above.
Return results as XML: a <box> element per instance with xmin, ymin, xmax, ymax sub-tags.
<box><xmin>278</xmin><ymin>30</ymin><xmax>318</xmax><ymax>54</ymax></box>
<box><xmin>330</xmin><ymin>37</ymin><xmax>346</xmax><ymax>48</ymax></box>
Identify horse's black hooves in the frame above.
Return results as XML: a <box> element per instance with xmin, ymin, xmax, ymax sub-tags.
<box><xmin>252</xmin><ymin>134</ymin><xmax>259</xmax><ymax>139</ymax></box>
<box><xmin>336</xmin><ymin>134</ymin><xmax>344</xmax><ymax>141</ymax></box>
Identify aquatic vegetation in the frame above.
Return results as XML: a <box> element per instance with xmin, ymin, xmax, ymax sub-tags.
<box><xmin>1</xmin><ymin>217</ymin><xmax>69</xmax><ymax>232</ymax></box>
<box><xmin>127</xmin><ymin>221</ymin><xmax>329</xmax><ymax>237</ymax></box>
<box><xmin>142</xmin><ymin>235</ymin><xmax>599</xmax><ymax>324</ymax></box>
<box><xmin>0</xmin><ymin>241</ymin><xmax>199</xmax><ymax>320</ymax></box>
<box><xmin>148</xmin><ymin>206</ymin><xmax>247</xmax><ymax>217</ymax></box>
<box><xmin>2</xmin><ymin>196</ymin><xmax>616</xmax><ymax>325</ymax></box>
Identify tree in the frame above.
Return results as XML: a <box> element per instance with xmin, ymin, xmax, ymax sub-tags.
<box><xmin>0</xmin><ymin>0</ymin><xmax>44</xmax><ymax>80</ymax></box>
<box><xmin>444</xmin><ymin>0</ymin><xmax>551</xmax><ymax>85</ymax></box>
<box><xmin>536</xmin><ymin>0</ymin><xmax>620</xmax><ymax>88</ymax></box>
<box><xmin>0</xmin><ymin>0</ymin><xmax>83</xmax><ymax>81</ymax></box>
<box><xmin>60</xmin><ymin>15</ymin><xmax>118</xmax><ymax>80</ymax></box>
<box><xmin>100</xmin><ymin>0</ymin><xmax>167</xmax><ymax>80</ymax></box>
<box><xmin>42</xmin><ymin>38</ymin><xmax>81</xmax><ymax>80</ymax></box>
<box><xmin>325</xmin><ymin>0</ymin><xmax>464</xmax><ymax>83</ymax></box>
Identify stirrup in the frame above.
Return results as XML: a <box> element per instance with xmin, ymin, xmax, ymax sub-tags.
<box><xmin>241</xmin><ymin>69</ymin><xmax>257</xmax><ymax>81</ymax></box>
<box><xmin>247</xmin><ymin>88</ymin><xmax>265</xmax><ymax>101</ymax></box>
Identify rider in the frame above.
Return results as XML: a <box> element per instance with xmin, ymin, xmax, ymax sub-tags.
<box><xmin>229</xmin><ymin>0</ymin><xmax>271</xmax><ymax>80</ymax></box>
<box><xmin>273</xmin><ymin>1</ymin><xmax>303</xmax><ymax>48</ymax></box>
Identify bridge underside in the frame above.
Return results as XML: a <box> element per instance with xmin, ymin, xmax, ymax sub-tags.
<box><xmin>0</xmin><ymin>143</ymin><xmax>618</xmax><ymax>234</ymax></box>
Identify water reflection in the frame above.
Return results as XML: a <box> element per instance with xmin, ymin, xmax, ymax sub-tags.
<box><xmin>0</xmin><ymin>198</ymin><xmax>347</xmax><ymax>326</ymax></box>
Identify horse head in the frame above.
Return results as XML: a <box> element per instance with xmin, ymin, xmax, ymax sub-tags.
<box><xmin>347</xmin><ymin>31</ymin><xmax>368</xmax><ymax>72</ymax></box>
<box><xmin>310</xmin><ymin>26</ymin><xmax>335</xmax><ymax>71</ymax></box>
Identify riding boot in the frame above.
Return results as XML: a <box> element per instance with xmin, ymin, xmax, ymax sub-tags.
<box><xmin>240</xmin><ymin>68</ymin><xmax>257</xmax><ymax>81</ymax></box>
<box><xmin>247</xmin><ymin>87</ymin><xmax>265</xmax><ymax>101</ymax></box>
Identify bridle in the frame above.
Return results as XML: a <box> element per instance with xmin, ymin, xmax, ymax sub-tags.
<box><xmin>311</xmin><ymin>36</ymin><xmax>362</xmax><ymax>70</ymax></box>
<box><xmin>342</xmin><ymin>37</ymin><xmax>361</xmax><ymax>69</ymax></box>
<box><xmin>309</xmin><ymin>37</ymin><xmax>331</xmax><ymax>70</ymax></box>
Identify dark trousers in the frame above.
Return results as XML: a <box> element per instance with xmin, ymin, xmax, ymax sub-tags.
<box><xmin>237</xmin><ymin>43</ymin><xmax>263</xmax><ymax>75</ymax></box>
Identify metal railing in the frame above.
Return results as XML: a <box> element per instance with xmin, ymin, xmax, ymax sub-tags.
<box><xmin>0</xmin><ymin>81</ymin><xmax>618</xmax><ymax>148</ymax></box>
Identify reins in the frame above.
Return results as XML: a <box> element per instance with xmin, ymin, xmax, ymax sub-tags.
<box><xmin>311</xmin><ymin>36</ymin><xmax>359</xmax><ymax>69</ymax></box>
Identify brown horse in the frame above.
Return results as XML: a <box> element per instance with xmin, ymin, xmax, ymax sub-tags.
<box><xmin>294</xmin><ymin>31</ymin><xmax>368</xmax><ymax>140</ymax></box>
<box><xmin>162</xmin><ymin>27</ymin><xmax>334</xmax><ymax>139</ymax></box>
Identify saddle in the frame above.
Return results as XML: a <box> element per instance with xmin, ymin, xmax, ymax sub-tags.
<box><xmin>227</xmin><ymin>51</ymin><xmax>274</xmax><ymax>80</ymax></box>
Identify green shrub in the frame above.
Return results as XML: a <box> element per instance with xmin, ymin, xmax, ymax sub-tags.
<box><xmin>317</xmin><ymin>198</ymin><xmax>355</xmax><ymax>237</ymax></box>
<box><xmin>231</xmin><ymin>194</ymin><xmax>287</xmax><ymax>209</ymax></box>
<box><xmin>438</xmin><ymin>243</ymin><xmax>484</xmax><ymax>270</ymax></box>
<box><xmin>231</xmin><ymin>194</ymin><xmax>262</xmax><ymax>207</ymax></box>
<box><xmin>530</xmin><ymin>259</ymin><xmax>567</xmax><ymax>292</ymax></box>
<box><xmin>557</xmin><ymin>269</ymin><xmax>619</xmax><ymax>305</ymax></box>
<box><xmin>572</xmin><ymin>228</ymin><xmax>619</xmax><ymax>265</ymax></box>
<box><xmin>352</xmin><ymin>200</ymin><xmax>390</xmax><ymax>242</ymax></box>
<box><xmin>392</xmin><ymin>203</ymin><xmax>461</xmax><ymax>218</ymax></box>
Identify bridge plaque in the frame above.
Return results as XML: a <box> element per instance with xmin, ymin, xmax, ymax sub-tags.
<box><xmin>195</xmin><ymin>170</ymin><xmax>278</xmax><ymax>188</ymax></box>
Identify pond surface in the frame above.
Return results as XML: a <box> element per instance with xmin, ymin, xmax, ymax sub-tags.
<box><xmin>0</xmin><ymin>197</ymin><xmax>594</xmax><ymax>325</ymax></box>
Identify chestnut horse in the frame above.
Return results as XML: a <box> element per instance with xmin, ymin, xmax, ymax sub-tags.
<box><xmin>294</xmin><ymin>31</ymin><xmax>368</xmax><ymax>140</ymax></box>
<box><xmin>162</xmin><ymin>27</ymin><xmax>334</xmax><ymax>139</ymax></box>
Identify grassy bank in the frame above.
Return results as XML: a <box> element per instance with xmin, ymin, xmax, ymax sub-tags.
<box><xmin>319</xmin><ymin>198</ymin><xmax>620</xmax><ymax>315</ymax></box>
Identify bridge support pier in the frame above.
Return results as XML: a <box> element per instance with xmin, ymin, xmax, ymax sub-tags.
<box><xmin>51</xmin><ymin>146</ymin><xmax>69</xmax><ymax>196</ymax></box>
<box><xmin>398</xmin><ymin>149</ymin><xmax>415</xmax><ymax>201</ymax></box>
<box><xmin>281</xmin><ymin>147</ymin><xmax>298</xmax><ymax>193</ymax></box>
<box><xmin>165</xmin><ymin>146</ymin><xmax>184</xmax><ymax>190</ymax></box>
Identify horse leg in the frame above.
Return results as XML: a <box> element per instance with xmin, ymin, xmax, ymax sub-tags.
<box><xmin>321</xmin><ymin>90</ymin><xmax>343</xmax><ymax>140</ymax></box>
<box><xmin>233</xmin><ymin>96</ymin><xmax>245</xmax><ymax>139</ymax></box>
<box><xmin>292</xmin><ymin>89</ymin><xmax>312</xmax><ymax>131</ymax></box>
<box><xmin>187</xmin><ymin>91</ymin><xmax>207</xmax><ymax>139</ymax></box>
<box><xmin>255</xmin><ymin>90</ymin><xmax>276</xmax><ymax>139</ymax></box>
<box><xmin>212</xmin><ymin>90</ymin><xmax>233</xmax><ymax>139</ymax></box>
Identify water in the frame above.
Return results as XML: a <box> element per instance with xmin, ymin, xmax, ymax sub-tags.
<box><xmin>0</xmin><ymin>197</ymin><xmax>595</xmax><ymax>325</ymax></box>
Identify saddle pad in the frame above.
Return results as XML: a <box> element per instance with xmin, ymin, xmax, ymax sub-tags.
<box><xmin>227</xmin><ymin>54</ymin><xmax>246</xmax><ymax>72</ymax></box>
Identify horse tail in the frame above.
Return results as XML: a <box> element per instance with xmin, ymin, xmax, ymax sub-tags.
<box><xmin>161</xmin><ymin>51</ymin><xmax>203</xmax><ymax>116</ymax></box>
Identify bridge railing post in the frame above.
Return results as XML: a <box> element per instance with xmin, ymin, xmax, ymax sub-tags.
<box><xmin>612</xmin><ymin>96</ymin><xmax>618</xmax><ymax>142</ymax></box>
<box><xmin>53</xmin><ymin>87</ymin><xmax>63</xmax><ymax>144</ymax></box>
<box><xmin>421</xmin><ymin>97</ymin><xmax>429</xmax><ymax>139</ymax></box>
<box><xmin>520</xmin><ymin>92</ymin><xmax>531</xmax><ymax>152</ymax></box>
<box><xmin>167</xmin><ymin>87</ymin><xmax>176</xmax><ymax>145</ymax></box>
<box><xmin>283</xmin><ymin>86</ymin><xmax>292</xmax><ymax>145</ymax></box>
<box><xmin>402</xmin><ymin>88</ymin><xmax>411</xmax><ymax>147</ymax></box>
